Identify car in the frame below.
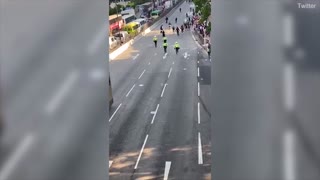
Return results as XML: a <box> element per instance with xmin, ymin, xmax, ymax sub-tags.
<box><xmin>109</xmin><ymin>36</ymin><xmax>119</xmax><ymax>50</ymax></box>
<box><xmin>113</xmin><ymin>31</ymin><xmax>130</xmax><ymax>43</ymax></box>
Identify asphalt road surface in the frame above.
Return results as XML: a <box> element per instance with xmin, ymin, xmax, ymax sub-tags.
<box><xmin>109</xmin><ymin>2</ymin><xmax>211</xmax><ymax>179</ymax></box>
<box><xmin>1</xmin><ymin>1</ymin><xmax>108</xmax><ymax>180</ymax></box>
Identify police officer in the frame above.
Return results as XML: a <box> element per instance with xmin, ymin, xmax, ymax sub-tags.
<box><xmin>153</xmin><ymin>36</ymin><xmax>158</xmax><ymax>48</ymax></box>
<box><xmin>163</xmin><ymin>36</ymin><xmax>167</xmax><ymax>43</ymax></box>
<box><xmin>163</xmin><ymin>41</ymin><xmax>168</xmax><ymax>53</ymax></box>
<box><xmin>174</xmin><ymin>42</ymin><xmax>180</xmax><ymax>54</ymax></box>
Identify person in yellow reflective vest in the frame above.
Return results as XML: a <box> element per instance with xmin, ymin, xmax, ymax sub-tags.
<box><xmin>163</xmin><ymin>36</ymin><xmax>167</xmax><ymax>43</ymax></box>
<box><xmin>163</xmin><ymin>42</ymin><xmax>168</xmax><ymax>53</ymax></box>
<box><xmin>153</xmin><ymin>36</ymin><xmax>158</xmax><ymax>47</ymax></box>
<box><xmin>174</xmin><ymin>42</ymin><xmax>180</xmax><ymax>54</ymax></box>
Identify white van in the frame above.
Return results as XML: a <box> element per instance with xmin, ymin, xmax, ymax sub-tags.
<box><xmin>133</xmin><ymin>18</ymin><xmax>147</xmax><ymax>32</ymax></box>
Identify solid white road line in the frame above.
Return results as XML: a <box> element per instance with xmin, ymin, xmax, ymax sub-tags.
<box><xmin>198</xmin><ymin>82</ymin><xmax>200</xmax><ymax>97</ymax></box>
<box><xmin>133</xmin><ymin>54</ymin><xmax>140</xmax><ymax>60</ymax></box>
<box><xmin>163</xmin><ymin>161</ymin><xmax>172</xmax><ymax>180</ymax></box>
<box><xmin>148</xmin><ymin>62</ymin><xmax>151</xmax><ymax>65</ymax></box>
<box><xmin>198</xmin><ymin>102</ymin><xmax>200</xmax><ymax>124</ymax></box>
<box><xmin>168</xmin><ymin>67</ymin><xmax>172</xmax><ymax>78</ymax></box>
<box><xmin>151</xmin><ymin>104</ymin><xmax>160</xmax><ymax>124</ymax></box>
<box><xmin>138</xmin><ymin>70</ymin><xmax>146</xmax><ymax>79</ymax></box>
<box><xmin>45</xmin><ymin>70</ymin><xmax>79</xmax><ymax>114</ymax></box>
<box><xmin>172</xmin><ymin>62</ymin><xmax>174</xmax><ymax>65</ymax></box>
<box><xmin>0</xmin><ymin>134</ymin><xmax>35</xmax><ymax>180</ymax></box>
<box><xmin>87</xmin><ymin>23</ymin><xmax>107</xmax><ymax>55</ymax></box>
<box><xmin>197</xmin><ymin>67</ymin><xmax>200</xmax><ymax>77</ymax></box>
<box><xmin>126</xmin><ymin>84</ymin><xmax>136</xmax><ymax>97</ymax></box>
<box><xmin>198</xmin><ymin>132</ymin><xmax>203</xmax><ymax>165</ymax></box>
<box><xmin>109</xmin><ymin>103</ymin><xmax>122</xmax><ymax>122</ymax></box>
<box><xmin>134</xmin><ymin>134</ymin><xmax>149</xmax><ymax>169</ymax></box>
<box><xmin>197</xmin><ymin>60</ymin><xmax>199</xmax><ymax>64</ymax></box>
<box><xmin>161</xmin><ymin>84</ymin><xmax>168</xmax><ymax>97</ymax></box>
<box><xmin>283</xmin><ymin>63</ymin><xmax>295</xmax><ymax>111</ymax></box>
<box><xmin>109</xmin><ymin>161</ymin><xmax>113</xmax><ymax>168</ymax></box>
<box><xmin>283</xmin><ymin>129</ymin><xmax>296</xmax><ymax>180</ymax></box>
<box><xmin>283</xmin><ymin>14</ymin><xmax>294</xmax><ymax>47</ymax></box>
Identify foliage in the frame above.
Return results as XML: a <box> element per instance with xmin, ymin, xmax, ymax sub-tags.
<box><xmin>109</xmin><ymin>4</ymin><xmax>125</xmax><ymax>15</ymax></box>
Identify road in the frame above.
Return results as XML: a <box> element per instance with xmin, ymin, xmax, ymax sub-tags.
<box><xmin>1</xmin><ymin>0</ymin><xmax>108</xmax><ymax>180</ymax></box>
<box><xmin>109</xmin><ymin>2</ymin><xmax>211</xmax><ymax>179</ymax></box>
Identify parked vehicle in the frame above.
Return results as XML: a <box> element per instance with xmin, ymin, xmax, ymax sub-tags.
<box><xmin>151</xmin><ymin>10</ymin><xmax>161</xmax><ymax>19</ymax></box>
<box><xmin>109</xmin><ymin>36</ymin><xmax>119</xmax><ymax>50</ymax></box>
<box><xmin>122</xmin><ymin>14</ymin><xmax>136</xmax><ymax>25</ymax></box>
<box><xmin>121</xmin><ymin>8</ymin><xmax>135</xmax><ymax>17</ymax></box>
<box><xmin>134</xmin><ymin>18</ymin><xmax>147</xmax><ymax>32</ymax></box>
<box><xmin>123</xmin><ymin>22</ymin><xmax>140</xmax><ymax>36</ymax></box>
<box><xmin>113</xmin><ymin>31</ymin><xmax>130</xmax><ymax>43</ymax></box>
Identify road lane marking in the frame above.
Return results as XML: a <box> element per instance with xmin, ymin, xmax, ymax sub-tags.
<box><xmin>283</xmin><ymin>14</ymin><xmax>294</xmax><ymax>46</ymax></box>
<box><xmin>126</xmin><ymin>84</ymin><xmax>136</xmax><ymax>97</ymax></box>
<box><xmin>163</xmin><ymin>53</ymin><xmax>168</xmax><ymax>59</ymax></box>
<box><xmin>283</xmin><ymin>129</ymin><xmax>296</xmax><ymax>180</ymax></box>
<box><xmin>198</xmin><ymin>132</ymin><xmax>203</xmax><ymax>164</ymax></box>
<box><xmin>89</xmin><ymin>68</ymin><xmax>105</xmax><ymax>81</ymax></box>
<box><xmin>151</xmin><ymin>104</ymin><xmax>160</xmax><ymax>124</ymax></box>
<box><xmin>139</xmin><ymin>84</ymin><xmax>144</xmax><ymax>87</ymax></box>
<box><xmin>184</xmin><ymin>52</ymin><xmax>188</xmax><ymax>59</ymax></box>
<box><xmin>161</xmin><ymin>84</ymin><xmax>168</xmax><ymax>98</ymax></box>
<box><xmin>46</xmin><ymin>70</ymin><xmax>79</xmax><ymax>114</ymax></box>
<box><xmin>148</xmin><ymin>62</ymin><xmax>151</xmax><ymax>65</ymax></box>
<box><xmin>134</xmin><ymin>135</ymin><xmax>149</xmax><ymax>169</ymax></box>
<box><xmin>172</xmin><ymin>62</ymin><xmax>174</xmax><ymax>65</ymax></box>
<box><xmin>197</xmin><ymin>60</ymin><xmax>199</xmax><ymax>64</ymax></box>
<box><xmin>197</xmin><ymin>67</ymin><xmax>200</xmax><ymax>77</ymax></box>
<box><xmin>198</xmin><ymin>102</ymin><xmax>200</xmax><ymax>124</ymax></box>
<box><xmin>198</xmin><ymin>82</ymin><xmax>200</xmax><ymax>97</ymax></box>
<box><xmin>133</xmin><ymin>54</ymin><xmax>140</xmax><ymax>60</ymax></box>
<box><xmin>109</xmin><ymin>161</ymin><xmax>113</xmax><ymax>168</ymax></box>
<box><xmin>0</xmin><ymin>134</ymin><xmax>35</xmax><ymax>180</ymax></box>
<box><xmin>87</xmin><ymin>23</ymin><xmax>107</xmax><ymax>55</ymax></box>
<box><xmin>283</xmin><ymin>63</ymin><xmax>295</xmax><ymax>111</ymax></box>
<box><xmin>138</xmin><ymin>70</ymin><xmax>146</xmax><ymax>79</ymax></box>
<box><xmin>168</xmin><ymin>67</ymin><xmax>172</xmax><ymax>78</ymax></box>
<box><xmin>163</xmin><ymin>161</ymin><xmax>172</xmax><ymax>180</ymax></box>
<box><xmin>109</xmin><ymin>103</ymin><xmax>122</xmax><ymax>122</ymax></box>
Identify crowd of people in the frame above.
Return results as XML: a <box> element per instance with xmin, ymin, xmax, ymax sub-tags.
<box><xmin>152</xmin><ymin>2</ymin><xmax>211</xmax><ymax>58</ymax></box>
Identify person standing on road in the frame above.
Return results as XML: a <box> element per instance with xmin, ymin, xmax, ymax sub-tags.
<box><xmin>162</xmin><ymin>30</ymin><xmax>166</xmax><ymax>37</ymax></box>
<box><xmin>176</xmin><ymin>27</ymin><xmax>180</xmax><ymax>36</ymax></box>
<box><xmin>165</xmin><ymin>17</ymin><xmax>168</xmax><ymax>23</ymax></box>
<box><xmin>207</xmin><ymin>43</ymin><xmax>211</xmax><ymax>59</ymax></box>
<box><xmin>163</xmin><ymin>41</ymin><xmax>168</xmax><ymax>53</ymax></box>
<box><xmin>163</xmin><ymin>36</ymin><xmax>167</xmax><ymax>43</ymax></box>
<box><xmin>174</xmin><ymin>42</ymin><xmax>180</xmax><ymax>54</ymax></box>
<box><xmin>172</xmin><ymin>26</ymin><xmax>175</xmax><ymax>32</ymax></box>
<box><xmin>180</xmin><ymin>25</ymin><xmax>184</xmax><ymax>33</ymax></box>
<box><xmin>153</xmin><ymin>36</ymin><xmax>158</xmax><ymax>48</ymax></box>
<box><xmin>175</xmin><ymin>17</ymin><xmax>178</xmax><ymax>23</ymax></box>
<box><xmin>168</xmin><ymin>22</ymin><xmax>172</xmax><ymax>29</ymax></box>
<box><xmin>179</xmin><ymin>8</ymin><xmax>181</xmax><ymax>12</ymax></box>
